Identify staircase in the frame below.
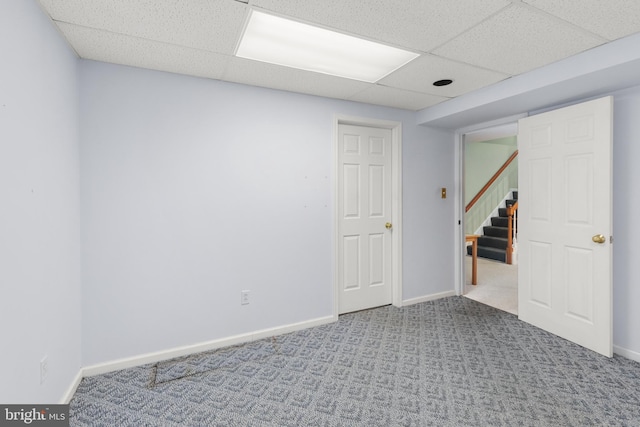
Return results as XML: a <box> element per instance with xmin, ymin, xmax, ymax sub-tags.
<box><xmin>467</xmin><ymin>191</ymin><xmax>518</xmax><ymax>263</ymax></box>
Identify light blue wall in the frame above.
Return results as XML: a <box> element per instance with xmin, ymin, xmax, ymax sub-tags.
<box><xmin>0</xmin><ymin>1</ymin><xmax>82</xmax><ymax>403</ymax></box>
<box><xmin>611</xmin><ymin>86</ymin><xmax>640</xmax><ymax>355</ymax></box>
<box><xmin>78</xmin><ymin>61</ymin><xmax>455</xmax><ymax>366</ymax></box>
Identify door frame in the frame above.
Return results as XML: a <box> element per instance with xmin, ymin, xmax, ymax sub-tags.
<box><xmin>454</xmin><ymin>114</ymin><xmax>527</xmax><ymax>296</ymax></box>
<box><xmin>333</xmin><ymin>115</ymin><xmax>403</xmax><ymax>319</ymax></box>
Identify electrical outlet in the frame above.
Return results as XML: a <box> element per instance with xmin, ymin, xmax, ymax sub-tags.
<box><xmin>40</xmin><ymin>356</ymin><xmax>48</xmax><ymax>385</ymax></box>
<box><xmin>241</xmin><ymin>290</ymin><xmax>250</xmax><ymax>305</ymax></box>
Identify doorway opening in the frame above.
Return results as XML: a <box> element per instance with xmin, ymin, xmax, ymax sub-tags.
<box><xmin>456</xmin><ymin>97</ymin><xmax>613</xmax><ymax>356</ymax></box>
<box><xmin>461</xmin><ymin>123</ymin><xmax>518</xmax><ymax>315</ymax></box>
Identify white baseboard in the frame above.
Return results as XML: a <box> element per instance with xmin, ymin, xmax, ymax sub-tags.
<box><xmin>60</xmin><ymin>369</ymin><xmax>83</xmax><ymax>404</ymax></box>
<box><xmin>402</xmin><ymin>290</ymin><xmax>456</xmax><ymax>306</ymax></box>
<box><xmin>64</xmin><ymin>308</ymin><xmax>638</xmax><ymax>403</ymax></box>
<box><xmin>613</xmin><ymin>345</ymin><xmax>640</xmax><ymax>363</ymax></box>
<box><xmin>82</xmin><ymin>315</ymin><xmax>335</xmax><ymax>378</ymax></box>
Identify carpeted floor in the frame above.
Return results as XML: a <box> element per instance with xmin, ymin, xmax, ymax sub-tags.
<box><xmin>69</xmin><ymin>297</ymin><xmax>640</xmax><ymax>426</ymax></box>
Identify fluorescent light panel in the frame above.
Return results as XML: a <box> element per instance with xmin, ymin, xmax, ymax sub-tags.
<box><xmin>236</xmin><ymin>10</ymin><xmax>419</xmax><ymax>83</ymax></box>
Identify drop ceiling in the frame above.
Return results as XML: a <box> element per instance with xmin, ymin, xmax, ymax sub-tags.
<box><xmin>37</xmin><ymin>0</ymin><xmax>640</xmax><ymax>111</ymax></box>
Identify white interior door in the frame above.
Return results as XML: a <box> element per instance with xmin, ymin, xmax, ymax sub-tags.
<box><xmin>338</xmin><ymin>124</ymin><xmax>393</xmax><ymax>314</ymax></box>
<box><xmin>518</xmin><ymin>96</ymin><xmax>613</xmax><ymax>357</ymax></box>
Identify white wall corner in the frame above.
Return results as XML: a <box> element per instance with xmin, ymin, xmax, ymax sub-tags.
<box><xmin>60</xmin><ymin>370</ymin><xmax>83</xmax><ymax>404</ymax></box>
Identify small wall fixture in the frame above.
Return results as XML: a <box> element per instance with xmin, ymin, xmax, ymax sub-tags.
<box><xmin>433</xmin><ymin>79</ymin><xmax>453</xmax><ymax>87</ymax></box>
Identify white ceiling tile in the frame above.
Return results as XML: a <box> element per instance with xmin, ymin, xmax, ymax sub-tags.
<box><xmin>223</xmin><ymin>57</ymin><xmax>371</xmax><ymax>100</ymax></box>
<box><xmin>433</xmin><ymin>4</ymin><xmax>607</xmax><ymax>75</ymax></box>
<box><xmin>34</xmin><ymin>0</ymin><xmax>640</xmax><ymax>111</ymax></box>
<box><xmin>251</xmin><ymin>0</ymin><xmax>511</xmax><ymax>52</ymax></box>
<box><xmin>38</xmin><ymin>0</ymin><xmax>247</xmax><ymax>54</ymax></box>
<box><xmin>349</xmin><ymin>85</ymin><xmax>449</xmax><ymax>111</ymax></box>
<box><xmin>56</xmin><ymin>23</ymin><xmax>230</xmax><ymax>80</ymax></box>
<box><xmin>379</xmin><ymin>54</ymin><xmax>510</xmax><ymax>97</ymax></box>
<box><xmin>523</xmin><ymin>0</ymin><xmax>640</xmax><ymax>40</ymax></box>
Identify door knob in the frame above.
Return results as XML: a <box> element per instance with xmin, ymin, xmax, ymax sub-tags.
<box><xmin>592</xmin><ymin>234</ymin><xmax>606</xmax><ymax>244</ymax></box>
<box><xmin>385</xmin><ymin>222</ymin><xmax>393</xmax><ymax>230</ymax></box>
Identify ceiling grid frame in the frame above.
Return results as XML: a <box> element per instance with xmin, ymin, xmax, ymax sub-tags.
<box><xmin>37</xmin><ymin>0</ymin><xmax>640</xmax><ymax>110</ymax></box>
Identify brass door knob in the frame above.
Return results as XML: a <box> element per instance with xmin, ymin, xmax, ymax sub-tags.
<box><xmin>385</xmin><ymin>222</ymin><xmax>393</xmax><ymax>230</ymax></box>
<box><xmin>592</xmin><ymin>234</ymin><xmax>606</xmax><ymax>244</ymax></box>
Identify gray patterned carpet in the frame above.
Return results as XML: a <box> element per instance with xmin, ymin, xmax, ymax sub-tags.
<box><xmin>70</xmin><ymin>297</ymin><xmax>640</xmax><ymax>426</ymax></box>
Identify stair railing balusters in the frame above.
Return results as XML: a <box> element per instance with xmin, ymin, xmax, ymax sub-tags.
<box><xmin>506</xmin><ymin>201</ymin><xmax>518</xmax><ymax>265</ymax></box>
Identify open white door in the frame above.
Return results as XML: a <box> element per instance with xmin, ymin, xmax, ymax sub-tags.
<box><xmin>518</xmin><ymin>96</ymin><xmax>613</xmax><ymax>357</ymax></box>
<box><xmin>337</xmin><ymin>124</ymin><xmax>393</xmax><ymax>314</ymax></box>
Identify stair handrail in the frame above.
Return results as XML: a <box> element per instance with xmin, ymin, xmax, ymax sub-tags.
<box><xmin>466</xmin><ymin>150</ymin><xmax>519</xmax><ymax>213</ymax></box>
<box><xmin>506</xmin><ymin>201</ymin><xmax>518</xmax><ymax>265</ymax></box>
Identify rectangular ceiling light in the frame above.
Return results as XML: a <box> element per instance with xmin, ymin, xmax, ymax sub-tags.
<box><xmin>236</xmin><ymin>10</ymin><xmax>419</xmax><ymax>83</ymax></box>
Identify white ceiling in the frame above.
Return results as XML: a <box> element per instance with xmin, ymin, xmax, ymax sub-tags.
<box><xmin>37</xmin><ymin>0</ymin><xmax>640</xmax><ymax>111</ymax></box>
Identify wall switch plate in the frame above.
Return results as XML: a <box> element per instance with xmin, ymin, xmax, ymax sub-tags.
<box><xmin>40</xmin><ymin>355</ymin><xmax>48</xmax><ymax>385</ymax></box>
<box><xmin>241</xmin><ymin>290</ymin><xmax>250</xmax><ymax>305</ymax></box>
<box><xmin>441</xmin><ymin>187</ymin><xmax>447</xmax><ymax>199</ymax></box>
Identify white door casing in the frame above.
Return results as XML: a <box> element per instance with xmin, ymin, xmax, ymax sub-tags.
<box><xmin>518</xmin><ymin>96</ymin><xmax>613</xmax><ymax>357</ymax></box>
<box><xmin>336</xmin><ymin>121</ymin><xmax>398</xmax><ymax>314</ymax></box>
<box><xmin>455</xmin><ymin>116</ymin><xmax>526</xmax><ymax>297</ymax></box>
